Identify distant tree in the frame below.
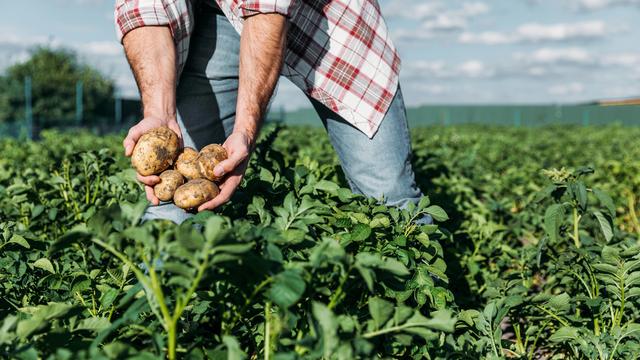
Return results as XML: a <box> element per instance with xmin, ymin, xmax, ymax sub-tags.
<box><xmin>0</xmin><ymin>47</ymin><xmax>114</xmax><ymax>124</ymax></box>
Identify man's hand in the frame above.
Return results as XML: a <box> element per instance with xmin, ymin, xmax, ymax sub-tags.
<box><xmin>123</xmin><ymin>117</ymin><xmax>183</xmax><ymax>206</ymax></box>
<box><xmin>197</xmin><ymin>130</ymin><xmax>252</xmax><ymax>212</ymax></box>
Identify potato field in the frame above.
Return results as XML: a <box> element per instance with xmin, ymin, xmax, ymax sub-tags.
<box><xmin>1</xmin><ymin>125</ymin><xmax>640</xmax><ymax>359</ymax></box>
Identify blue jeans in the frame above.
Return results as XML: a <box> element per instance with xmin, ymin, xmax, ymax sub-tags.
<box><xmin>144</xmin><ymin>6</ymin><xmax>426</xmax><ymax>224</ymax></box>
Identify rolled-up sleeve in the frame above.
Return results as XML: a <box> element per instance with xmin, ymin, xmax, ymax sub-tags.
<box><xmin>115</xmin><ymin>0</ymin><xmax>194</xmax><ymax>45</ymax></box>
<box><xmin>239</xmin><ymin>0</ymin><xmax>297</xmax><ymax>18</ymax></box>
<box><xmin>115</xmin><ymin>0</ymin><xmax>170</xmax><ymax>43</ymax></box>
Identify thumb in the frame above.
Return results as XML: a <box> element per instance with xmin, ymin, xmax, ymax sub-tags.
<box><xmin>214</xmin><ymin>152</ymin><xmax>244</xmax><ymax>177</ymax></box>
<box><xmin>168</xmin><ymin>121</ymin><xmax>183</xmax><ymax>142</ymax></box>
<box><xmin>123</xmin><ymin>124</ymin><xmax>146</xmax><ymax>157</ymax></box>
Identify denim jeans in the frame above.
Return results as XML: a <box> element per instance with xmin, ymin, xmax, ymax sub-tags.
<box><xmin>143</xmin><ymin>5</ymin><xmax>428</xmax><ymax>224</ymax></box>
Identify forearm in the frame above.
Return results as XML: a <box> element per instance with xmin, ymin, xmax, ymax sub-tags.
<box><xmin>235</xmin><ymin>14</ymin><xmax>287</xmax><ymax>144</ymax></box>
<box><xmin>123</xmin><ymin>26</ymin><xmax>177</xmax><ymax>120</ymax></box>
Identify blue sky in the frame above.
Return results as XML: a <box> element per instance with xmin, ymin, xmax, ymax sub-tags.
<box><xmin>1</xmin><ymin>0</ymin><xmax>639</xmax><ymax>109</ymax></box>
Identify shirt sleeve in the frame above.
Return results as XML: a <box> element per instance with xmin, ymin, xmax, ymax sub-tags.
<box><xmin>238</xmin><ymin>0</ymin><xmax>297</xmax><ymax>18</ymax></box>
<box><xmin>115</xmin><ymin>0</ymin><xmax>169</xmax><ymax>43</ymax></box>
<box><xmin>114</xmin><ymin>0</ymin><xmax>194</xmax><ymax>44</ymax></box>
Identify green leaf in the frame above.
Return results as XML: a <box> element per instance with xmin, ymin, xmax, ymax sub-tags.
<box><xmin>593</xmin><ymin>188</ymin><xmax>616</xmax><ymax>218</ymax></box>
<box><xmin>570</xmin><ymin>182</ymin><xmax>588</xmax><ymax>211</ymax></box>
<box><xmin>425</xmin><ymin>206</ymin><xmax>448</xmax><ymax>222</ymax></box>
<box><xmin>222</xmin><ymin>335</ymin><xmax>246</xmax><ymax>360</ymax></box>
<box><xmin>420</xmin><ymin>309</ymin><xmax>456</xmax><ymax>332</ymax></box>
<box><xmin>355</xmin><ymin>265</ymin><xmax>375</xmax><ymax>291</ymax></box>
<box><xmin>546</xmin><ymin>293</ymin><xmax>571</xmax><ymax>313</ymax></box>
<box><xmin>16</xmin><ymin>318</ymin><xmax>47</xmax><ymax>339</ymax></box>
<box><xmin>32</xmin><ymin>258</ymin><xmax>55</xmax><ymax>274</ymax></box>
<box><xmin>544</xmin><ymin>204</ymin><xmax>565</xmax><ymax>243</ymax></box>
<box><xmin>549</xmin><ymin>326</ymin><xmax>580</xmax><ymax>342</ymax></box>
<box><xmin>205</xmin><ymin>216</ymin><xmax>225</xmax><ymax>245</ymax></box>
<box><xmin>457</xmin><ymin>310</ymin><xmax>479</xmax><ymax>327</ymax></box>
<box><xmin>9</xmin><ymin>234</ymin><xmax>30</xmax><ymax>249</ymax></box>
<box><xmin>350</xmin><ymin>223</ymin><xmax>371</xmax><ymax>242</ymax></box>
<box><xmin>592</xmin><ymin>210</ymin><xmax>614</xmax><ymax>242</ymax></box>
<box><xmin>368</xmin><ymin>297</ymin><xmax>394</xmax><ymax>329</ymax></box>
<box><xmin>315</xmin><ymin>180</ymin><xmax>340</xmax><ymax>194</ymax></box>
<box><xmin>75</xmin><ymin>317</ymin><xmax>111</xmax><ymax>332</ymax></box>
<box><xmin>312</xmin><ymin>302</ymin><xmax>339</xmax><ymax>357</ymax></box>
<box><xmin>269</xmin><ymin>269</ymin><xmax>306</xmax><ymax>308</ymax></box>
<box><xmin>417</xmin><ymin>196</ymin><xmax>431</xmax><ymax>209</ymax></box>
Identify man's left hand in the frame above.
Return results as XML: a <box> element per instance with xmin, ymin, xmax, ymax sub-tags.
<box><xmin>197</xmin><ymin>130</ymin><xmax>253</xmax><ymax>212</ymax></box>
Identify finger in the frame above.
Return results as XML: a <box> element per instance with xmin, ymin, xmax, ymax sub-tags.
<box><xmin>197</xmin><ymin>176</ymin><xmax>240</xmax><ymax>212</ymax></box>
<box><xmin>123</xmin><ymin>124</ymin><xmax>146</xmax><ymax>157</ymax></box>
<box><xmin>124</xmin><ymin>121</ymin><xmax>161</xmax><ymax>156</ymax></box>
<box><xmin>166</xmin><ymin>121</ymin><xmax>184</xmax><ymax>149</ymax></box>
<box><xmin>123</xmin><ymin>130</ymin><xmax>137</xmax><ymax>157</ymax></box>
<box><xmin>214</xmin><ymin>151</ymin><xmax>248</xmax><ymax>178</ymax></box>
<box><xmin>137</xmin><ymin>173</ymin><xmax>161</xmax><ymax>186</ymax></box>
<box><xmin>167</xmin><ymin>121</ymin><xmax>183</xmax><ymax>141</ymax></box>
<box><xmin>144</xmin><ymin>185</ymin><xmax>160</xmax><ymax>206</ymax></box>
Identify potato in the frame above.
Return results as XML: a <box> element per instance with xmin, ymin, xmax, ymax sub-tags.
<box><xmin>200</xmin><ymin>144</ymin><xmax>228</xmax><ymax>160</ymax></box>
<box><xmin>153</xmin><ymin>170</ymin><xmax>185</xmax><ymax>202</ymax></box>
<box><xmin>173</xmin><ymin>179</ymin><xmax>220</xmax><ymax>209</ymax></box>
<box><xmin>131</xmin><ymin>126</ymin><xmax>180</xmax><ymax>176</ymax></box>
<box><xmin>197</xmin><ymin>145</ymin><xmax>228</xmax><ymax>182</ymax></box>
<box><xmin>197</xmin><ymin>152</ymin><xmax>228</xmax><ymax>182</ymax></box>
<box><xmin>175</xmin><ymin>147</ymin><xmax>201</xmax><ymax>180</ymax></box>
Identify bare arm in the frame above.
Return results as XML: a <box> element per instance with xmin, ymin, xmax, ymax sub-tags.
<box><xmin>124</xmin><ymin>26</ymin><xmax>177</xmax><ymax>125</ymax></box>
<box><xmin>235</xmin><ymin>13</ymin><xmax>287</xmax><ymax>145</ymax></box>
<box><xmin>199</xmin><ymin>13</ymin><xmax>287</xmax><ymax>211</ymax></box>
<box><xmin>122</xmin><ymin>26</ymin><xmax>182</xmax><ymax>205</ymax></box>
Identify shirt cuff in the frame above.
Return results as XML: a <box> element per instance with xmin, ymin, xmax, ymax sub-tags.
<box><xmin>239</xmin><ymin>0</ymin><xmax>296</xmax><ymax>18</ymax></box>
<box><xmin>115</xmin><ymin>0</ymin><xmax>170</xmax><ymax>43</ymax></box>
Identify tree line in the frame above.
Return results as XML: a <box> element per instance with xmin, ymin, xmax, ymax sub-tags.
<box><xmin>0</xmin><ymin>47</ymin><xmax>115</xmax><ymax>124</ymax></box>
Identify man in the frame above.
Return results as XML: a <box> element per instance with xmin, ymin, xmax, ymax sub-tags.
<box><xmin>116</xmin><ymin>0</ymin><xmax>427</xmax><ymax>224</ymax></box>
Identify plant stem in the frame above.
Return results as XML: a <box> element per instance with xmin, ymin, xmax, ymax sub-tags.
<box><xmin>168</xmin><ymin>321</ymin><xmax>177</xmax><ymax>360</ymax></box>
<box><xmin>328</xmin><ymin>267</ymin><xmax>352</xmax><ymax>310</ymax></box>
<box><xmin>617</xmin><ymin>275</ymin><xmax>625</xmax><ymax>327</ymax></box>
<box><xmin>362</xmin><ymin>321</ymin><xmax>439</xmax><ymax>339</ymax></box>
<box><xmin>572</xmin><ymin>208</ymin><xmax>581</xmax><ymax>248</ymax></box>
<box><xmin>264</xmin><ymin>301</ymin><xmax>271</xmax><ymax>360</ymax></box>
<box><xmin>625</xmin><ymin>190</ymin><xmax>640</xmax><ymax>237</ymax></box>
<box><xmin>535</xmin><ymin>305</ymin><xmax>570</xmax><ymax>327</ymax></box>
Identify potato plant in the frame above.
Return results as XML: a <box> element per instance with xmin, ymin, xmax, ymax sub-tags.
<box><xmin>1</xmin><ymin>125</ymin><xmax>640</xmax><ymax>359</ymax></box>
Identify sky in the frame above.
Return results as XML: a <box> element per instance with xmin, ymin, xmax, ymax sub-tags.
<box><xmin>1</xmin><ymin>0</ymin><xmax>639</xmax><ymax>109</ymax></box>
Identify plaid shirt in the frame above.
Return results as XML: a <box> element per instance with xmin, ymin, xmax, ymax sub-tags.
<box><xmin>115</xmin><ymin>0</ymin><xmax>401</xmax><ymax>138</ymax></box>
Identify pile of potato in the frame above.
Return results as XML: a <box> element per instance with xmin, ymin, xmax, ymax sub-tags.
<box><xmin>131</xmin><ymin>126</ymin><xmax>227</xmax><ymax>209</ymax></box>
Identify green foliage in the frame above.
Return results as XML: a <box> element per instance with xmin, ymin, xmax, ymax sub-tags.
<box><xmin>0</xmin><ymin>47</ymin><xmax>114</xmax><ymax>123</ymax></box>
<box><xmin>1</xmin><ymin>125</ymin><xmax>640</xmax><ymax>359</ymax></box>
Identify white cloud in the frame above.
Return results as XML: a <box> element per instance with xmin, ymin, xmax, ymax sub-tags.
<box><xmin>548</xmin><ymin>82</ymin><xmax>585</xmax><ymax>95</ymax></box>
<box><xmin>516</xmin><ymin>47</ymin><xmax>594</xmax><ymax>64</ymax></box>
<box><xmin>83</xmin><ymin>41</ymin><xmax>122</xmax><ymax>56</ymax></box>
<box><xmin>459</xmin><ymin>21</ymin><xmax>610</xmax><ymax>44</ymax></box>
<box><xmin>601</xmin><ymin>53</ymin><xmax>640</xmax><ymax>66</ymax></box>
<box><xmin>459</xmin><ymin>60</ymin><xmax>492</xmax><ymax>77</ymax></box>
<box><xmin>570</xmin><ymin>0</ymin><xmax>640</xmax><ymax>10</ymax></box>
<box><xmin>404</xmin><ymin>60</ymin><xmax>494</xmax><ymax>79</ymax></box>
<box><xmin>422</xmin><ymin>14</ymin><xmax>468</xmax><ymax>32</ymax></box>
<box><xmin>388</xmin><ymin>1</ymin><xmax>490</xmax><ymax>40</ymax></box>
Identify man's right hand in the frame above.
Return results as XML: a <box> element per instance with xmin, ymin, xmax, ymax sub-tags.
<box><xmin>123</xmin><ymin>116</ymin><xmax>183</xmax><ymax>206</ymax></box>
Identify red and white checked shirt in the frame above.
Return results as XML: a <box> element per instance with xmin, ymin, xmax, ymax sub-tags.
<box><xmin>115</xmin><ymin>0</ymin><xmax>401</xmax><ymax>138</ymax></box>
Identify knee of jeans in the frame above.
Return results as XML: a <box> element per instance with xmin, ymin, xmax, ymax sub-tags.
<box><xmin>142</xmin><ymin>203</ymin><xmax>193</xmax><ymax>225</ymax></box>
<box><xmin>351</xmin><ymin>169</ymin><xmax>421</xmax><ymax>208</ymax></box>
